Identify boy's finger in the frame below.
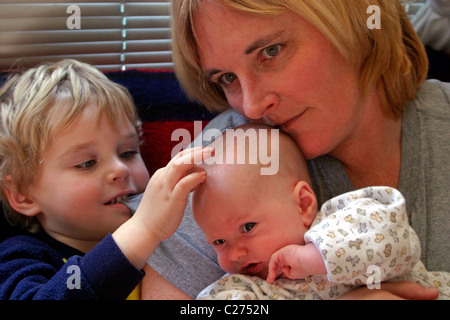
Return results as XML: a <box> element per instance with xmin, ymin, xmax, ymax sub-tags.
<box><xmin>171</xmin><ymin>146</ymin><xmax>204</xmax><ymax>160</ymax></box>
<box><xmin>173</xmin><ymin>146</ymin><xmax>214</xmax><ymax>165</ymax></box>
<box><xmin>172</xmin><ymin>170</ymin><xmax>208</xmax><ymax>200</ymax></box>
<box><xmin>166</xmin><ymin>147</ymin><xmax>213</xmax><ymax>187</ymax></box>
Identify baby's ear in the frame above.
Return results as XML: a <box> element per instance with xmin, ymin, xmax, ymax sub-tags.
<box><xmin>292</xmin><ymin>181</ymin><xmax>317</xmax><ymax>227</ymax></box>
<box><xmin>3</xmin><ymin>176</ymin><xmax>41</xmax><ymax>217</ymax></box>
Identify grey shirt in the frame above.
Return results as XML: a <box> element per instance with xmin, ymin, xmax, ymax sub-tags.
<box><xmin>146</xmin><ymin>80</ymin><xmax>450</xmax><ymax>298</ymax></box>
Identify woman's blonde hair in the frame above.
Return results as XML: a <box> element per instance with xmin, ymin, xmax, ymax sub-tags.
<box><xmin>0</xmin><ymin>59</ymin><xmax>141</xmax><ymax>232</ymax></box>
<box><xmin>171</xmin><ymin>0</ymin><xmax>428</xmax><ymax>118</ymax></box>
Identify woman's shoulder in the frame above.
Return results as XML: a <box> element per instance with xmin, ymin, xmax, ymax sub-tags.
<box><xmin>415</xmin><ymin>80</ymin><xmax>450</xmax><ymax>117</ymax></box>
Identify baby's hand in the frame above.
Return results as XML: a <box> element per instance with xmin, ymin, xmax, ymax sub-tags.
<box><xmin>266</xmin><ymin>244</ymin><xmax>326</xmax><ymax>283</ymax></box>
<box><xmin>135</xmin><ymin>146</ymin><xmax>214</xmax><ymax>242</ymax></box>
<box><xmin>267</xmin><ymin>245</ymin><xmax>307</xmax><ymax>283</ymax></box>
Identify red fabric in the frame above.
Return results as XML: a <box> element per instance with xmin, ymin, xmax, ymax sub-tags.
<box><xmin>140</xmin><ymin>121</ymin><xmax>209</xmax><ymax>176</ymax></box>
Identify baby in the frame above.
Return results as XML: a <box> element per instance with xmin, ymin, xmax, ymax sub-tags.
<box><xmin>192</xmin><ymin>124</ymin><xmax>449</xmax><ymax>300</ymax></box>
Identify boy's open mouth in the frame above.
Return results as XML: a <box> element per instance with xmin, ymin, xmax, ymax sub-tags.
<box><xmin>104</xmin><ymin>194</ymin><xmax>135</xmax><ymax>205</ymax></box>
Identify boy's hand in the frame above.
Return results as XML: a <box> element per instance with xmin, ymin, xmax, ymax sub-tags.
<box><xmin>113</xmin><ymin>146</ymin><xmax>213</xmax><ymax>269</ymax></box>
<box><xmin>135</xmin><ymin>146</ymin><xmax>214</xmax><ymax>242</ymax></box>
<box><xmin>266</xmin><ymin>243</ymin><xmax>326</xmax><ymax>283</ymax></box>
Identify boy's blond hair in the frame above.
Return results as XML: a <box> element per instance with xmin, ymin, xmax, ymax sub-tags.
<box><xmin>171</xmin><ymin>0</ymin><xmax>428</xmax><ymax>119</ymax></box>
<box><xmin>0</xmin><ymin>59</ymin><xmax>141</xmax><ymax>232</ymax></box>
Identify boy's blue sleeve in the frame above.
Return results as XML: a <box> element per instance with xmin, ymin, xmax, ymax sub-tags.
<box><xmin>0</xmin><ymin>234</ymin><xmax>144</xmax><ymax>300</ymax></box>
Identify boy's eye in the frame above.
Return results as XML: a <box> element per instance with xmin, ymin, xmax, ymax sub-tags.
<box><xmin>120</xmin><ymin>150</ymin><xmax>138</xmax><ymax>159</ymax></box>
<box><xmin>242</xmin><ymin>222</ymin><xmax>256</xmax><ymax>233</ymax></box>
<box><xmin>214</xmin><ymin>239</ymin><xmax>226</xmax><ymax>246</ymax></box>
<box><xmin>75</xmin><ymin>159</ymin><xmax>96</xmax><ymax>169</ymax></box>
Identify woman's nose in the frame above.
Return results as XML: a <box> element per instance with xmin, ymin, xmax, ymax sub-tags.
<box><xmin>107</xmin><ymin>158</ymin><xmax>130</xmax><ymax>183</ymax></box>
<box><xmin>241</xmin><ymin>80</ymin><xmax>279</xmax><ymax>120</ymax></box>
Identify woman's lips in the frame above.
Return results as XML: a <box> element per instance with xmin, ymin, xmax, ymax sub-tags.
<box><xmin>278</xmin><ymin>109</ymin><xmax>308</xmax><ymax>131</ymax></box>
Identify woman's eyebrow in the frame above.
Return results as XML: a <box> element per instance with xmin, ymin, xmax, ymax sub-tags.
<box><xmin>244</xmin><ymin>30</ymin><xmax>286</xmax><ymax>55</ymax></box>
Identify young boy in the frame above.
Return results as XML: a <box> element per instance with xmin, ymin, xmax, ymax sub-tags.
<box><xmin>0</xmin><ymin>59</ymin><xmax>212</xmax><ymax>299</ymax></box>
<box><xmin>191</xmin><ymin>124</ymin><xmax>449</xmax><ymax>300</ymax></box>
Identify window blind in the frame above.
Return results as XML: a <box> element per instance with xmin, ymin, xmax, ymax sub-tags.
<box><xmin>0</xmin><ymin>1</ymin><xmax>427</xmax><ymax>72</ymax></box>
<box><xmin>401</xmin><ymin>0</ymin><xmax>426</xmax><ymax>19</ymax></box>
<box><xmin>0</xmin><ymin>0</ymin><xmax>173</xmax><ymax>71</ymax></box>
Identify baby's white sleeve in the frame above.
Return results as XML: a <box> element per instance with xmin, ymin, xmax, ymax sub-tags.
<box><xmin>304</xmin><ymin>187</ymin><xmax>421</xmax><ymax>285</ymax></box>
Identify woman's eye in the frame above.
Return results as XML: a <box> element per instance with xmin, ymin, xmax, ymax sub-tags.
<box><xmin>262</xmin><ymin>44</ymin><xmax>281</xmax><ymax>59</ymax></box>
<box><xmin>76</xmin><ymin>159</ymin><xmax>96</xmax><ymax>169</ymax></box>
<box><xmin>214</xmin><ymin>239</ymin><xmax>226</xmax><ymax>245</ymax></box>
<box><xmin>242</xmin><ymin>222</ymin><xmax>256</xmax><ymax>233</ymax></box>
<box><xmin>219</xmin><ymin>72</ymin><xmax>237</xmax><ymax>86</ymax></box>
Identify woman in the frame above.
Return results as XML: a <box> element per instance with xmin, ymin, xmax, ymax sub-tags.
<box><xmin>143</xmin><ymin>0</ymin><xmax>449</xmax><ymax>299</ymax></box>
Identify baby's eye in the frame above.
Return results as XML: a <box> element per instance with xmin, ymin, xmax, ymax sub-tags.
<box><xmin>214</xmin><ymin>239</ymin><xmax>226</xmax><ymax>246</ymax></box>
<box><xmin>242</xmin><ymin>222</ymin><xmax>256</xmax><ymax>233</ymax></box>
<box><xmin>75</xmin><ymin>159</ymin><xmax>96</xmax><ymax>169</ymax></box>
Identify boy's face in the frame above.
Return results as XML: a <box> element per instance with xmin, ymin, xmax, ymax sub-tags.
<box><xmin>192</xmin><ymin>164</ymin><xmax>310</xmax><ymax>279</ymax></box>
<box><xmin>26</xmin><ymin>102</ymin><xmax>149</xmax><ymax>252</ymax></box>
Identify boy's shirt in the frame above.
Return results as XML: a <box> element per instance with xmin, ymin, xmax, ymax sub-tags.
<box><xmin>0</xmin><ymin>231</ymin><xmax>143</xmax><ymax>300</ymax></box>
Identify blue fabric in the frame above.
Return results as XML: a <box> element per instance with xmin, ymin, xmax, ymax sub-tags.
<box><xmin>0</xmin><ymin>232</ymin><xmax>144</xmax><ymax>300</ymax></box>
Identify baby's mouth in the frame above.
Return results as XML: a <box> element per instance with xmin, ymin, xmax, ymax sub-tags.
<box><xmin>241</xmin><ymin>262</ymin><xmax>264</xmax><ymax>275</ymax></box>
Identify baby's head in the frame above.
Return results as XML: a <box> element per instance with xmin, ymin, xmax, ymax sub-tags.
<box><xmin>0</xmin><ymin>59</ymin><xmax>142</xmax><ymax>232</ymax></box>
<box><xmin>192</xmin><ymin>124</ymin><xmax>318</xmax><ymax>278</ymax></box>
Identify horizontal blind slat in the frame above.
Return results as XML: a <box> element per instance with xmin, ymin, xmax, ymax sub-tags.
<box><xmin>0</xmin><ymin>29</ymin><xmax>171</xmax><ymax>45</ymax></box>
<box><xmin>0</xmin><ymin>4</ymin><xmax>121</xmax><ymax>18</ymax></box>
<box><xmin>0</xmin><ymin>3</ymin><xmax>170</xmax><ymax>18</ymax></box>
<box><xmin>0</xmin><ymin>0</ymin><xmax>169</xmax><ymax>3</ymax></box>
<box><xmin>0</xmin><ymin>52</ymin><xmax>172</xmax><ymax>71</ymax></box>
<box><xmin>0</xmin><ymin>16</ymin><xmax>171</xmax><ymax>32</ymax></box>
<box><xmin>0</xmin><ymin>40</ymin><xmax>172</xmax><ymax>57</ymax></box>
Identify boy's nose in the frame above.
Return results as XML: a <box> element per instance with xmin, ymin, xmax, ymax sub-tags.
<box><xmin>107</xmin><ymin>159</ymin><xmax>130</xmax><ymax>183</ymax></box>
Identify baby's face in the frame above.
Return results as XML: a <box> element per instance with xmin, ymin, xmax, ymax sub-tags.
<box><xmin>27</xmin><ymin>102</ymin><xmax>149</xmax><ymax>251</ymax></box>
<box><xmin>192</xmin><ymin>164</ymin><xmax>309</xmax><ymax>279</ymax></box>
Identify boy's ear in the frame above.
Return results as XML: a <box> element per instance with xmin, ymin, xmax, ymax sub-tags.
<box><xmin>3</xmin><ymin>176</ymin><xmax>41</xmax><ymax>217</ymax></box>
<box><xmin>292</xmin><ymin>181</ymin><xmax>317</xmax><ymax>227</ymax></box>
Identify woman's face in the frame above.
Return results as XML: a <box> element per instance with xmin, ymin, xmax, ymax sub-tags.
<box><xmin>194</xmin><ymin>2</ymin><xmax>368</xmax><ymax>159</ymax></box>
